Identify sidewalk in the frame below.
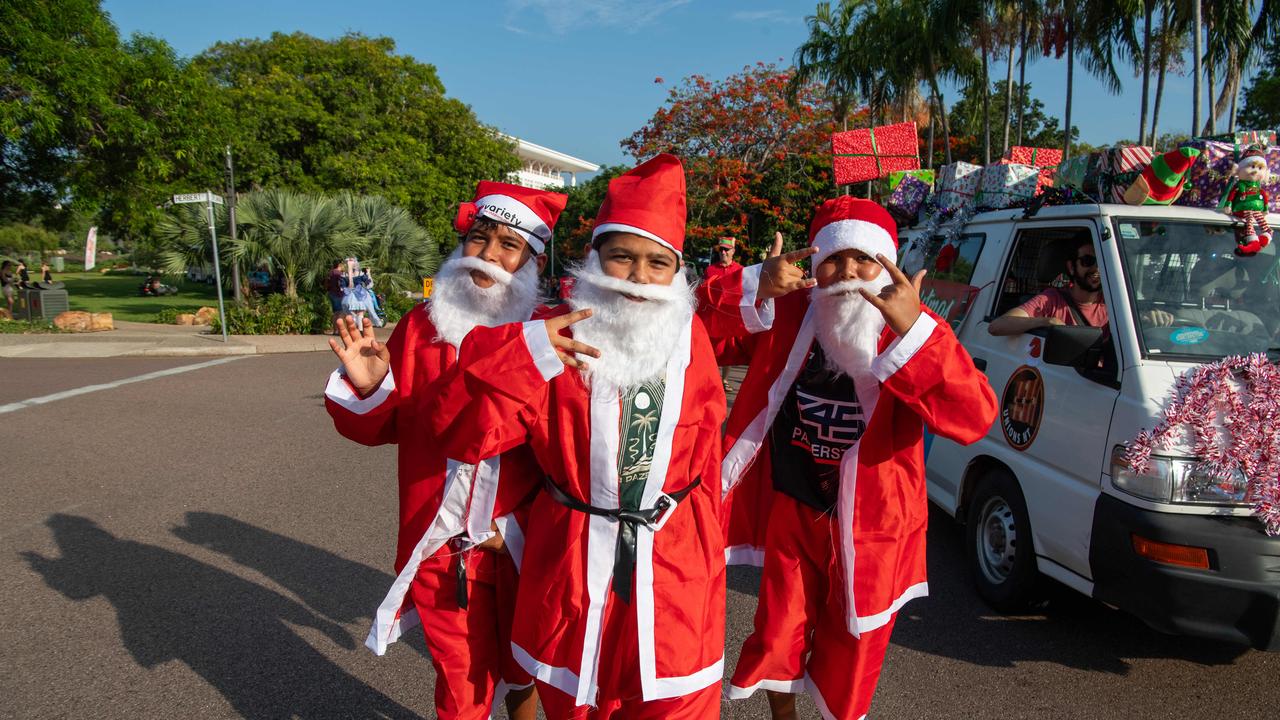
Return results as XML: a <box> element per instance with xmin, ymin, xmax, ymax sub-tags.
<box><xmin>0</xmin><ymin>320</ymin><xmax>395</xmax><ymax>359</ymax></box>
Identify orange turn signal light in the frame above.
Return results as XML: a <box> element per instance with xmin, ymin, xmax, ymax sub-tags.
<box><xmin>1131</xmin><ymin>534</ymin><xmax>1211</xmax><ymax>570</ymax></box>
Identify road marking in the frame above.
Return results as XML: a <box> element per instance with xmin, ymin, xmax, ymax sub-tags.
<box><xmin>0</xmin><ymin>356</ymin><xmax>253</xmax><ymax>415</ymax></box>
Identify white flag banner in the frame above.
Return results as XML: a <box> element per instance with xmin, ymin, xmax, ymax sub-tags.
<box><xmin>84</xmin><ymin>226</ymin><xmax>98</xmax><ymax>271</ymax></box>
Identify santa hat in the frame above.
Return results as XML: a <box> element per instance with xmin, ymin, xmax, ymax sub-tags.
<box><xmin>591</xmin><ymin>154</ymin><xmax>687</xmax><ymax>256</ymax></box>
<box><xmin>453</xmin><ymin>181</ymin><xmax>567</xmax><ymax>254</ymax></box>
<box><xmin>808</xmin><ymin>196</ymin><xmax>898</xmax><ymax>267</ymax></box>
<box><xmin>1239</xmin><ymin>146</ymin><xmax>1268</xmax><ymax>170</ymax></box>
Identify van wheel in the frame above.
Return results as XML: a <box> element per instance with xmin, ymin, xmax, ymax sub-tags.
<box><xmin>966</xmin><ymin>469</ymin><xmax>1038</xmax><ymax>612</ymax></box>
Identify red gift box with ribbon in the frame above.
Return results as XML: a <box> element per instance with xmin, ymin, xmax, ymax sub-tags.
<box><xmin>1002</xmin><ymin>145</ymin><xmax>1063</xmax><ymax>189</ymax></box>
<box><xmin>831</xmin><ymin>121</ymin><xmax>920</xmax><ymax>185</ymax></box>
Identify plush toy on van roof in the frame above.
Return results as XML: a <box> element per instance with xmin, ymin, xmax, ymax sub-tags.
<box><xmin>1218</xmin><ymin>145</ymin><xmax>1273</xmax><ymax>256</ymax></box>
<box><xmin>1122</xmin><ymin>146</ymin><xmax>1200</xmax><ymax>206</ymax></box>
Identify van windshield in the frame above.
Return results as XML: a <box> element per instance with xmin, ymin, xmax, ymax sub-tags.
<box><xmin>1115</xmin><ymin>218</ymin><xmax>1280</xmax><ymax>361</ymax></box>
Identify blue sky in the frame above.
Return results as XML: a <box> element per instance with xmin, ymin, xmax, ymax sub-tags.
<box><xmin>103</xmin><ymin>0</ymin><xmax>1233</xmax><ymax>171</ymax></box>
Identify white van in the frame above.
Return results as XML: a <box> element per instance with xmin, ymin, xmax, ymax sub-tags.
<box><xmin>901</xmin><ymin>203</ymin><xmax>1280</xmax><ymax>650</ymax></box>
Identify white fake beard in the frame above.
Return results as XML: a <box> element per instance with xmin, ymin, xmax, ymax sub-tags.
<box><xmin>567</xmin><ymin>250</ymin><xmax>695</xmax><ymax>391</ymax></box>
<box><xmin>428</xmin><ymin>247</ymin><xmax>542</xmax><ymax>348</ymax></box>
<box><xmin>812</xmin><ymin>275</ymin><xmax>893</xmax><ymax>378</ymax></box>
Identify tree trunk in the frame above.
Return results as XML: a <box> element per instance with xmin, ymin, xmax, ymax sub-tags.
<box><xmin>1151</xmin><ymin>11</ymin><xmax>1170</xmax><ymax>148</ymax></box>
<box><xmin>1213</xmin><ymin>48</ymin><xmax>1240</xmax><ymax>132</ymax></box>
<box><xmin>1063</xmin><ymin>21</ymin><xmax>1075</xmax><ymax>161</ymax></box>
<box><xmin>1139</xmin><ymin>1</ymin><xmax>1153</xmax><ymax>145</ymax></box>
<box><xmin>1229</xmin><ymin>72</ymin><xmax>1240</xmax><ymax>132</ymax></box>
<box><xmin>1192</xmin><ymin>0</ymin><xmax>1202</xmax><ymax>134</ymax></box>
<box><xmin>927</xmin><ymin>105</ymin><xmax>936</xmax><ymax>170</ymax></box>
<box><xmin>1205</xmin><ymin>47</ymin><xmax>1216</xmax><ymax>135</ymax></box>
<box><xmin>1002</xmin><ymin>38</ymin><xmax>1014</xmax><ymax>154</ymax></box>
<box><xmin>982</xmin><ymin>43</ymin><xmax>991</xmax><ymax>165</ymax></box>
<box><xmin>1016</xmin><ymin>13</ymin><xmax>1028</xmax><ymax>146</ymax></box>
<box><xmin>928</xmin><ymin>63</ymin><xmax>953</xmax><ymax>165</ymax></box>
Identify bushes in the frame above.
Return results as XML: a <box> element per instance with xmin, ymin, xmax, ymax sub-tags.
<box><xmin>211</xmin><ymin>293</ymin><xmax>320</xmax><ymax>335</ymax></box>
<box><xmin>380</xmin><ymin>291</ymin><xmax>420</xmax><ymax>324</ymax></box>
<box><xmin>153</xmin><ymin>307</ymin><xmax>184</xmax><ymax>324</ymax></box>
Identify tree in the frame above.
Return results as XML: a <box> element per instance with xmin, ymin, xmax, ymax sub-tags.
<box><xmin>1240</xmin><ymin>34</ymin><xmax>1280</xmax><ymax>128</ymax></box>
<box><xmin>790</xmin><ymin>1</ymin><xmax>863</xmax><ymax>132</ymax></box>
<box><xmin>194</xmin><ymin>32</ymin><xmax>519</xmax><ymax>246</ymax></box>
<box><xmin>0</xmin><ymin>223</ymin><xmax>60</xmax><ymax>259</ymax></box>
<box><xmin>337</xmin><ymin>193</ymin><xmax>439</xmax><ymax>294</ymax></box>
<box><xmin>551</xmin><ymin>166</ymin><xmax>629</xmax><ymax>268</ymax></box>
<box><xmin>948</xmin><ymin>81</ymin><xmax>1077</xmax><ymax>161</ymax></box>
<box><xmin>623</xmin><ymin>64</ymin><xmax>838</xmax><ymax>260</ymax></box>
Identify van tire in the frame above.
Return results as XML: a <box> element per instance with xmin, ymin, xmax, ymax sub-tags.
<box><xmin>966</xmin><ymin>469</ymin><xmax>1038</xmax><ymax>612</ymax></box>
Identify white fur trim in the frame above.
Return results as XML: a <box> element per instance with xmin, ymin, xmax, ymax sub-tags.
<box><xmin>725</xmin><ymin>544</ymin><xmax>766</xmax><ymax>567</ymax></box>
<box><xmin>592</xmin><ymin>222</ymin><xmax>682</xmax><ymax>257</ymax></box>
<box><xmin>494</xmin><ymin>512</ymin><xmax>526</xmax><ymax>572</ymax></box>
<box><xmin>811</xmin><ymin>218</ymin><xmax>896</xmax><ymax>267</ymax></box>
<box><xmin>522</xmin><ymin>320</ymin><xmax>565</xmax><ymax>382</ymax></box>
<box><xmin>325</xmin><ymin>367</ymin><xmax>396</xmax><ymax>414</ymax></box>
<box><xmin>855</xmin><ymin>581</ymin><xmax>929</xmax><ymax>634</ymax></box>
<box><xmin>475</xmin><ymin>194</ymin><xmax>549</xmax><ymax>253</ymax></box>
<box><xmin>870</xmin><ymin>312</ymin><xmax>938</xmax><ymax>382</ymax></box>
<box><xmin>738</xmin><ymin>264</ymin><xmax>775</xmax><ymax>333</ymax></box>
<box><xmin>805</xmin><ymin>673</ymin><xmax>847</xmax><ymax>720</ymax></box>
<box><xmin>512</xmin><ymin>642</ymin><xmax>581</xmax><ymax>699</ymax></box>
<box><xmin>727</xmin><ymin>677</ymin><xmax>807</xmax><ymax>699</ymax></box>
<box><xmin>650</xmin><ymin>656</ymin><xmax>724</xmax><ymax>699</ymax></box>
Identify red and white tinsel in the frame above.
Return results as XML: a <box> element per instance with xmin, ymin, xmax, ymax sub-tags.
<box><xmin>1124</xmin><ymin>353</ymin><xmax>1280</xmax><ymax>535</ymax></box>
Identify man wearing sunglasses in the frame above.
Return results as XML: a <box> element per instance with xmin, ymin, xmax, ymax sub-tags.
<box><xmin>703</xmin><ymin>237</ymin><xmax>743</xmax><ymax>282</ymax></box>
<box><xmin>989</xmin><ymin>237</ymin><xmax>1110</xmax><ymax>336</ymax></box>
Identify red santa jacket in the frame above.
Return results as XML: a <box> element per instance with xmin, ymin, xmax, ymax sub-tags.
<box><xmin>700</xmin><ymin>264</ymin><xmax>998</xmax><ymax>637</ymax></box>
<box><xmin>424</xmin><ymin>305</ymin><xmax>727</xmax><ymax>706</ymax></box>
<box><xmin>324</xmin><ymin>303</ymin><xmax>540</xmax><ymax>655</ymax></box>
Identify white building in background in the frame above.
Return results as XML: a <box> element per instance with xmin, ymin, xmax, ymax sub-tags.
<box><xmin>503</xmin><ymin>134</ymin><xmax>599</xmax><ymax>189</ymax></box>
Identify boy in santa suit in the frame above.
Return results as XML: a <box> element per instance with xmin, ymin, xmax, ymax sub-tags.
<box><xmin>324</xmin><ymin>181</ymin><xmax>567</xmax><ymax>720</ymax></box>
<box><xmin>699</xmin><ymin>197</ymin><xmax>998</xmax><ymax>720</ymax></box>
<box><xmin>424</xmin><ymin>154</ymin><xmax>727</xmax><ymax>719</ymax></box>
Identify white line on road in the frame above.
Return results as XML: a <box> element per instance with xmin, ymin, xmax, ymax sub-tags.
<box><xmin>0</xmin><ymin>356</ymin><xmax>253</xmax><ymax>415</ymax></box>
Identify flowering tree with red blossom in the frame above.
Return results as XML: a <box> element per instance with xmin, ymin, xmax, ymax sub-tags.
<box><xmin>1125</xmin><ymin>353</ymin><xmax>1280</xmax><ymax>535</ymax></box>
<box><xmin>621</xmin><ymin>63</ymin><xmax>849</xmax><ymax>263</ymax></box>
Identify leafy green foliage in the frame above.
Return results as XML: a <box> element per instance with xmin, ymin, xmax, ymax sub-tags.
<box><xmin>0</xmin><ymin>224</ymin><xmax>60</xmax><ymax>257</ymax></box>
<box><xmin>1241</xmin><ymin>35</ymin><xmax>1280</xmax><ymax>129</ymax></box>
<box><xmin>210</xmin><ymin>293</ymin><xmax>319</xmax><ymax>335</ymax></box>
<box><xmin>551</xmin><ymin>166</ymin><xmax>629</xmax><ymax>267</ymax></box>
<box><xmin>948</xmin><ymin>82</ymin><xmax>1079</xmax><ymax>163</ymax></box>
<box><xmin>193</xmin><ymin>32</ymin><xmax>519</xmax><ymax>244</ymax></box>
<box><xmin>379</xmin><ymin>291</ymin><xmax>421</xmax><ymax>325</ymax></box>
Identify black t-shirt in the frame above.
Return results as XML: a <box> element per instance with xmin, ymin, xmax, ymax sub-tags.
<box><xmin>769</xmin><ymin>342</ymin><xmax>869</xmax><ymax>514</ymax></box>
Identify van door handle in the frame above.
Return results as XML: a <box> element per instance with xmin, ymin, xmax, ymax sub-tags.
<box><xmin>972</xmin><ymin>357</ymin><xmax>988</xmax><ymax>371</ymax></box>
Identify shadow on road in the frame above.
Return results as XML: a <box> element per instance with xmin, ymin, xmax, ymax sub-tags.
<box><xmin>22</xmin><ymin>514</ymin><xmax>419</xmax><ymax>719</ymax></box>
<box><xmin>172</xmin><ymin>512</ymin><xmax>390</xmax><ymax>627</ymax></box>
<box><xmin>890</xmin><ymin>507</ymin><xmax>1250</xmax><ymax>674</ymax></box>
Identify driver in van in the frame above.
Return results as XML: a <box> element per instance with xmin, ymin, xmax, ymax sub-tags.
<box><xmin>988</xmin><ymin>237</ymin><xmax>1174</xmax><ymax>336</ymax></box>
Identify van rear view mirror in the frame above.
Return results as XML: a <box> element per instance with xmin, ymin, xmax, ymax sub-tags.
<box><xmin>1043</xmin><ymin>325</ymin><xmax>1105</xmax><ymax>367</ymax></box>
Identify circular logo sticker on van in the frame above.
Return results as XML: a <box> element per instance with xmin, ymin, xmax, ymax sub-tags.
<box><xmin>1169</xmin><ymin>326</ymin><xmax>1209</xmax><ymax>345</ymax></box>
<box><xmin>1000</xmin><ymin>365</ymin><xmax>1044</xmax><ymax>451</ymax></box>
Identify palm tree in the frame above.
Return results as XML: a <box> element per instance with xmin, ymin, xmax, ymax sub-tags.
<box><xmin>1138</xmin><ymin>0</ymin><xmax>1156</xmax><ymax>144</ymax></box>
<box><xmin>156</xmin><ymin>203</ymin><xmax>231</xmax><ymax>279</ymax></box>
<box><xmin>1201</xmin><ymin>0</ymin><xmax>1267</xmax><ymax>135</ymax></box>
<box><xmin>233</xmin><ymin>189</ymin><xmax>359</xmax><ymax>298</ymax></box>
<box><xmin>789</xmin><ymin>1</ymin><xmax>864</xmax><ymax>132</ymax></box>
<box><xmin>1148</xmin><ymin>0</ymin><xmax>1190</xmax><ymax>147</ymax></box>
<box><xmin>337</xmin><ymin>193</ymin><xmax>439</xmax><ymax>295</ymax></box>
<box><xmin>1049</xmin><ymin>0</ymin><xmax>1129</xmax><ymax>159</ymax></box>
<box><xmin>1192</xmin><ymin>0</ymin><xmax>1202</xmax><ymax>133</ymax></box>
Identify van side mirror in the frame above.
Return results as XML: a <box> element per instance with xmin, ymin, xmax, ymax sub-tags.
<box><xmin>1043</xmin><ymin>325</ymin><xmax>1104</xmax><ymax>367</ymax></box>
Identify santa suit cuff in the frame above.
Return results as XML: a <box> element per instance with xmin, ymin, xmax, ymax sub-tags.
<box><xmin>739</xmin><ymin>263</ymin><xmax>776</xmax><ymax>333</ymax></box>
<box><xmin>871</xmin><ymin>312</ymin><xmax>938</xmax><ymax>382</ymax></box>
<box><xmin>325</xmin><ymin>366</ymin><xmax>396</xmax><ymax>414</ymax></box>
<box><xmin>522</xmin><ymin>320</ymin><xmax>565</xmax><ymax>382</ymax></box>
<box><xmin>493</xmin><ymin>512</ymin><xmax>526</xmax><ymax>572</ymax></box>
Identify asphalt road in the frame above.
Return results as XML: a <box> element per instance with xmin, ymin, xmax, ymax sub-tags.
<box><xmin>3</xmin><ymin>353</ymin><xmax>1278</xmax><ymax>719</ymax></box>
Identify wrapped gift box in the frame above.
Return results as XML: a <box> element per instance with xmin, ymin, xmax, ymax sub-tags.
<box><xmin>832</xmin><ymin>121</ymin><xmax>920</xmax><ymax>185</ymax></box>
<box><xmin>1003</xmin><ymin>145</ymin><xmax>1062</xmax><ymax>190</ymax></box>
<box><xmin>887</xmin><ymin>174</ymin><xmax>930</xmax><ymax>221</ymax></box>
<box><xmin>935</xmin><ymin>162</ymin><xmax>983</xmax><ymax>209</ymax></box>
<box><xmin>979</xmin><ymin>163</ymin><xmax>1041</xmax><ymax>208</ymax></box>
<box><xmin>1053</xmin><ymin>153</ymin><xmax>1100</xmax><ymax>195</ymax></box>
<box><xmin>1177</xmin><ymin>140</ymin><xmax>1237</xmax><ymax>209</ymax></box>
<box><xmin>1096</xmin><ymin>145</ymin><xmax>1154</xmax><ymax>203</ymax></box>
<box><xmin>889</xmin><ymin>168</ymin><xmax>935</xmax><ymax>190</ymax></box>
<box><xmin>1199</xmin><ymin>130</ymin><xmax>1278</xmax><ymax>147</ymax></box>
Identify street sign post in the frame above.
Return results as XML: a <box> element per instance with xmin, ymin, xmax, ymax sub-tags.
<box><xmin>171</xmin><ymin>191</ymin><xmax>229</xmax><ymax>342</ymax></box>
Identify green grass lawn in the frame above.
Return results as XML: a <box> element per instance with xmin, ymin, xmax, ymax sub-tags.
<box><xmin>57</xmin><ymin>271</ymin><xmax>222</xmax><ymax>323</ymax></box>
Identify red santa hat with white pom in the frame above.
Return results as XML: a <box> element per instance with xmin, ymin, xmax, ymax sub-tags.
<box><xmin>591</xmin><ymin>153</ymin><xmax>688</xmax><ymax>257</ymax></box>
<box><xmin>453</xmin><ymin>180</ymin><xmax>568</xmax><ymax>255</ymax></box>
<box><xmin>808</xmin><ymin>196</ymin><xmax>899</xmax><ymax>267</ymax></box>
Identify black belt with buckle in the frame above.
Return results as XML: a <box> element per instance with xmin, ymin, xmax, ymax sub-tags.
<box><xmin>543</xmin><ymin>475</ymin><xmax>701</xmax><ymax>604</ymax></box>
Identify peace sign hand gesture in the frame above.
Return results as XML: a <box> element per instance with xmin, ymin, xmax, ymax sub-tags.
<box><xmin>858</xmin><ymin>254</ymin><xmax>927</xmax><ymax>336</ymax></box>
<box><xmin>544</xmin><ymin>308</ymin><xmax>601</xmax><ymax>369</ymax></box>
<box><xmin>759</xmin><ymin>246</ymin><xmax>818</xmax><ymax>300</ymax></box>
<box><xmin>328</xmin><ymin>315</ymin><xmax>391</xmax><ymax>395</ymax></box>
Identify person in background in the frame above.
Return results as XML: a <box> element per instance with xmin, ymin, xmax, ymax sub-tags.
<box><xmin>703</xmin><ymin>236</ymin><xmax>744</xmax><ymax>282</ymax></box>
<box><xmin>16</xmin><ymin>261</ymin><xmax>30</xmax><ymax>289</ymax></box>
<box><xmin>1</xmin><ymin>260</ymin><xmax>16</xmax><ymax>315</ymax></box>
<box><xmin>326</xmin><ymin>260</ymin><xmax>346</xmax><ymax>320</ymax></box>
<box><xmin>41</xmin><ymin>262</ymin><xmax>52</xmax><ymax>284</ymax></box>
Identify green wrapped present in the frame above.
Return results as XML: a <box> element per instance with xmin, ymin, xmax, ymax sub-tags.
<box><xmin>888</xmin><ymin>169</ymin><xmax>935</xmax><ymax>190</ymax></box>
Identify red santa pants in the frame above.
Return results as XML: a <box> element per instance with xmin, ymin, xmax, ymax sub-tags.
<box><xmin>532</xmin><ymin>573</ymin><xmax>721</xmax><ymax>720</ymax></box>
<box><xmin>408</xmin><ymin>544</ymin><xmax>532</xmax><ymax>720</ymax></box>
<box><xmin>730</xmin><ymin>494</ymin><xmax>896</xmax><ymax>720</ymax></box>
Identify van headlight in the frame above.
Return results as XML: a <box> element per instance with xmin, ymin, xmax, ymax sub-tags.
<box><xmin>1110</xmin><ymin>446</ymin><xmax>1250</xmax><ymax>506</ymax></box>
